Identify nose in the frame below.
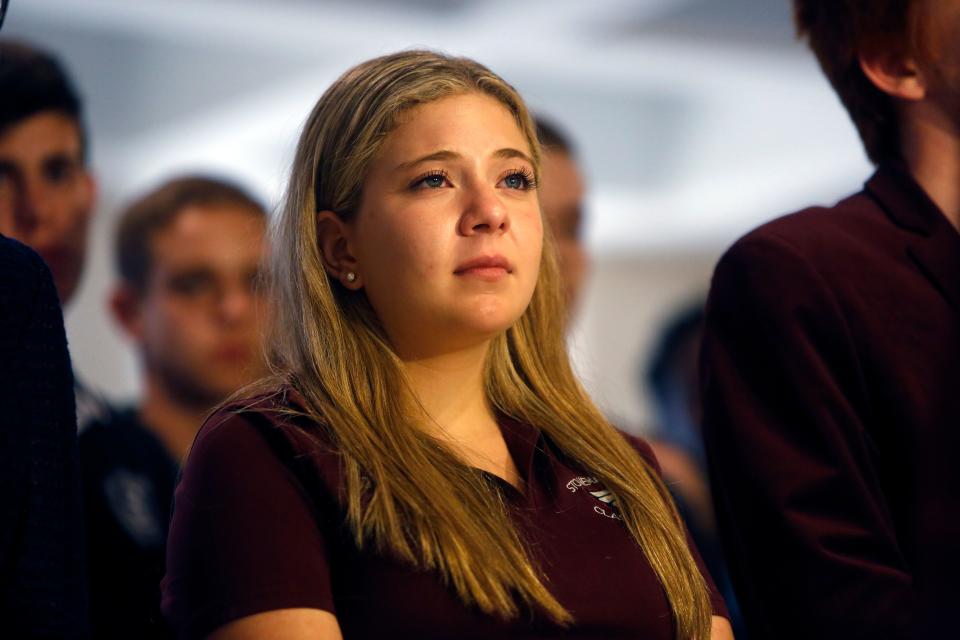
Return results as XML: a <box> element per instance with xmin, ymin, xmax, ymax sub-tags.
<box><xmin>458</xmin><ymin>181</ymin><xmax>509</xmax><ymax>236</ymax></box>
<box><xmin>11</xmin><ymin>175</ymin><xmax>46</xmax><ymax>233</ymax></box>
<box><xmin>217</xmin><ymin>285</ymin><xmax>257</xmax><ymax>325</ymax></box>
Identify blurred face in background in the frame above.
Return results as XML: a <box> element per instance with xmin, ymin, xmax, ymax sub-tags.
<box><xmin>0</xmin><ymin>111</ymin><xmax>95</xmax><ymax>304</ymax></box>
<box><xmin>115</xmin><ymin>204</ymin><xmax>268</xmax><ymax>408</ymax></box>
<box><xmin>538</xmin><ymin>147</ymin><xmax>587</xmax><ymax>316</ymax></box>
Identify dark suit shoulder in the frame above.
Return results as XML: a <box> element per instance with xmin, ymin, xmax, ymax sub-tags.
<box><xmin>0</xmin><ymin>235</ymin><xmax>55</xmax><ymax>298</ymax></box>
<box><xmin>0</xmin><ymin>234</ymin><xmax>49</xmax><ymax>274</ymax></box>
<box><xmin>726</xmin><ymin>190</ymin><xmax>896</xmax><ymax>272</ymax></box>
<box><xmin>0</xmin><ymin>235</ymin><xmax>58</xmax><ymax>326</ymax></box>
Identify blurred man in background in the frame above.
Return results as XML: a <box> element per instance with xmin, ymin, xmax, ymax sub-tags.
<box><xmin>0</xmin><ymin>40</ymin><xmax>94</xmax><ymax>304</ymax></box>
<box><xmin>80</xmin><ymin>176</ymin><xmax>269</xmax><ymax>637</ymax></box>
<box><xmin>0</xmin><ymin>39</ymin><xmax>109</xmax><ymax>426</ymax></box>
<box><xmin>701</xmin><ymin>1</ymin><xmax>960</xmax><ymax>637</ymax></box>
<box><xmin>535</xmin><ymin>116</ymin><xmax>588</xmax><ymax>319</ymax></box>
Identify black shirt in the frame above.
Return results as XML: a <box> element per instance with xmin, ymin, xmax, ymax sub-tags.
<box><xmin>79</xmin><ymin>408</ymin><xmax>178</xmax><ymax>638</ymax></box>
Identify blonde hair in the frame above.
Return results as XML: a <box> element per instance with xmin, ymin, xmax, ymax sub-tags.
<box><xmin>267</xmin><ymin>50</ymin><xmax>711</xmax><ymax>638</ymax></box>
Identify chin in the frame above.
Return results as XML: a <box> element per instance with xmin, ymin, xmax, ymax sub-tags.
<box><xmin>457</xmin><ymin>302</ymin><xmax>526</xmax><ymax>339</ymax></box>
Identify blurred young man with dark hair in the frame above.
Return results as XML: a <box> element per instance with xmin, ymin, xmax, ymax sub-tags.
<box><xmin>0</xmin><ymin>40</ymin><xmax>109</xmax><ymax>427</ymax></box>
<box><xmin>80</xmin><ymin>175</ymin><xmax>269</xmax><ymax>637</ymax></box>
<box><xmin>0</xmin><ymin>41</ymin><xmax>95</xmax><ymax>306</ymax></box>
<box><xmin>701</xmin><ymin>1</ymin><xmax>960</xmax><ymax>637</ymax></box>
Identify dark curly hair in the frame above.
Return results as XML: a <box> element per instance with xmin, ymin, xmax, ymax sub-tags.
<box><xmin>0</xmin><ymin>39</ymin><xmax>87</xmax><ymax>158</ymax></box>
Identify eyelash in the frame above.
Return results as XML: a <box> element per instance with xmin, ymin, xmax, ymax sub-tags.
<box><xmin>409</xmin><ymin>167</ymin><xmax>538</xmax><ymax>190</ymax></box>
<box><xmin>410</xmin><ymin>169</ymin><xmax>449</xmax><ymax>190</ymax></box>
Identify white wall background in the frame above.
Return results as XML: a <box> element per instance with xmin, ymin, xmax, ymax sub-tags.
<box><xmin>3</xmin><ymin>0</ymin><xmax>872</xmax><ymax>431</ymax></box>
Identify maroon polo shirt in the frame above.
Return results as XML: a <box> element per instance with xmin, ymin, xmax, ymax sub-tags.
<box><xmin>161</xmin><ymin>390</ymin><xmax>726</xmax><ymax>639</ymax></box>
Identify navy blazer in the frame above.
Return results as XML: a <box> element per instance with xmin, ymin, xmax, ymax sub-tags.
<box><xmin>701</xmin><ymin>163</ymin><xmax>960</xmax><ymax>639</ymax></box>
<box><xmin>0</xmin><ymin>235</ymin><xmax>89</xmax><ymax>637</ymax></box>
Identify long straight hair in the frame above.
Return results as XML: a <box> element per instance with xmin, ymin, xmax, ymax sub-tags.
<box><xmin>266</xmin><ymin>50</ymin><xmax>711</xmax><ymax>639</ymax></box>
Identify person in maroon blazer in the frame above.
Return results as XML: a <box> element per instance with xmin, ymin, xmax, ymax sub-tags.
<box><xmin>700</xmin><ymin>2</ymin><xmax>960</xmax><ymax>638</ymax></box>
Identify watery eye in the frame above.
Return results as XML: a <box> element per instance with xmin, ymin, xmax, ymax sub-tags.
<box><xmin>504</xmin><ymin>174</ymin><xmax>526</xmax><ymax>189</ymax></box>
<box><xmin>423</xmin><ymin>174</ymin><xmax>446</xmax><ymax>188</ymax></box>
<box><xmin>411</xmin><ymin>170</ymin><xmax>450</xmax><ymax>190</ymax></box>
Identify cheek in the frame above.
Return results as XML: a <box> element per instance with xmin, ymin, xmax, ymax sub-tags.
<box><xmin>69</xmin><ymin>183</ymin><xmax>94</xmax><ymax>228</ymax></box>
<box><xmin>363</xmin><ymin>216</ymin><xmax>445</xmax><ymax>283</ymax></box>
<box><xmin>145</xmin><ymin>301</ymin><xmax>209</xmax><ymax>349</ymax></box>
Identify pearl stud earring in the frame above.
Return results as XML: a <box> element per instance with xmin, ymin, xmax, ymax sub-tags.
<box><xmin>345</xmin><ymin>271</ymin><xmax>357</xmax><ymax>283</ymax></box>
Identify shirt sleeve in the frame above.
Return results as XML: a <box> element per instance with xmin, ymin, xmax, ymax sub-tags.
<box><xmin>700</xmin><ymin>234</ymin><xmax>911</xmax><ymax>639</ymax></box>
<box><xmin>622</xmin><ymin>432</ymin><xmax>729</xmax><ymax>620</ymax></box>
<box><xmin>161</xmin><ymin>410</ymin><xmax>335</xmax><ymax>639</ymax></box>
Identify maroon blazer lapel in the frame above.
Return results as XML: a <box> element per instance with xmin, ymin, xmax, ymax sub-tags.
<box><xmin>867</xmin><ymin>164</ymin><xmax>960</xmax><ymax>312</ymax></box>
<box><xmin>906</xmin><ymin>233</ymin><xmax>960</xmax><ymax>312</ymax></box>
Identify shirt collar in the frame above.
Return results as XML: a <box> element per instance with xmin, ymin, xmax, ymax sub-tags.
<box><xmin>866</xmin><ymin>161</ymin><xmax>954</xmax><ymax>237</ymax></box>
<box><xmin>866</xmin><ymin>161</ymin><xmax>960</xmax><ymax>311</ymax></box>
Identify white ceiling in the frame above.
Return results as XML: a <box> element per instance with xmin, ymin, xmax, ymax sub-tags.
<box><xmin>5</xmin><ymin>0</ymin><xmax>872</xmax><ymax>254</ymax></box>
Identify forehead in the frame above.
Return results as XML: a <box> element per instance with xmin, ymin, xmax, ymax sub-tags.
<box><xmin>0</xmin><ymin>111</ymin><xmax>83</xmax><ymax>162</ymax></box>
<box><xmin>378</xmin><ymin>92</ymin><xmax>531</xmax><ymax>160</ymax></box>
<box><xmin>149</xmin><ymin>203</ymin><xmax>266</xmax><ymax>269</ymax></box>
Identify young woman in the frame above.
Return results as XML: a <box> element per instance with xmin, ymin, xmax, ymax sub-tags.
<box><xmin>161</xmin><ymin>50</ymin><xmax>733</xmax><ymax>640</ymax></box>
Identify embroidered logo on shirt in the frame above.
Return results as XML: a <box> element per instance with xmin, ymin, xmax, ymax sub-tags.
<box><xmin>589</xmin><ymin>488</ymin><xmax>623</xmax><ymax>520</ymax></box>
<box><xmin>565</xmin><ymin>476</ymin><xmax>599</xmax><ymax>492</ymax></box>
<box><xmin>566</xmin><ymin>476</ymin><xmax>623</xmax><ymax>520</ymax></box>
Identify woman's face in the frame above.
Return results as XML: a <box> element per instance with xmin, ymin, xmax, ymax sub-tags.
<box><xmin>350</xmin><ymin>92</ymin><xmax>543</xmax><ymax>358</ymax></box>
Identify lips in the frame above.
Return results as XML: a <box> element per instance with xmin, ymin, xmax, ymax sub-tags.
<box><xmin>453</xmin><ymin>255</ymin><xmax>513</xmax><ymax>275</ymax></box>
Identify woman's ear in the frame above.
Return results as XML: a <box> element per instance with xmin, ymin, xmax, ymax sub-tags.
<box><xmin>859</xmin><ymin>43</ymin><xmax>927</xmax><ymax>102</ymax></box>
<box><xmin>316</xmin><ymin>210</ymin><xmax>364</xmax><ymax>289</ymax></box>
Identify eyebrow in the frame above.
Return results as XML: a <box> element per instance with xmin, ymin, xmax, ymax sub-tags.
<box><xmin>395</xmin><ymin>147</ymin><xmax>534</xmax><ymax>171</ymax></box>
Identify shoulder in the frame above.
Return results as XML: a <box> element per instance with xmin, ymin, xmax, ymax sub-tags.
<box><xmin>0</xmin><ymin>235</ymin><xmax>55</xmax><ymax>310</ymax></box>
<box><xmin>193</xmin><ymin>387</ymin><xmax>329</xmax><ymax>461</ymax></box>
<box><xmin>617</xmin><ymin>430</ymin><xmax>662</xmax><ymax>476</ymax></box>
<box><xmin>707</xmin><ymin>193</ymin><xmax>887</xmax><ymax>318</ymax></box>
<box><xmin>163</xmin><ymin>389</ymin><xmax>340</xmax><ymax>639</ymax></box>
<box><xmin>80</xmin><ymin>407</ymin><xmax>159</xmax><ymax>447</ymax></box>
<box><xmin>0</xmin><ymin>235</ymin><xmax>61</xmax><ymax>336</ymax></box>
<box><xmin>188</xmin><ymin>393</ymin><xmax>294</xmax><ymax>472</ymax></box>
<box><xmin>0</xmin><ymin>234</ymin><xmax>50</xmax><ymax>281</ymax></box>
<box><xmin>79</xmin><ymin>408</ymin><xmax>176</xmax><ymax>481</ymax></box>
<box><xmin>181</xmin><ymin>387</ymin><xmax>338</xmax><ymax>504</ymax></box>
<box><xmin>718</xmin><ymin>189</ymin><xmax>891</xmax><ymax>283</ymax></box>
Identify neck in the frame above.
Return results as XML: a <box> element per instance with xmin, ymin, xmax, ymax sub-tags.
<box><xmin>900</xmin><ymin>102</ymin><xmax>960</xmax><ymax>231</ymax></box>
<box><xmin>401</xmin><ymin>340</ymin><xmax>496</xmax><ymax>441</ymax></box>
<box><xmin>399</xmin><ymin>338</ymin><xmax>522</xmax><ymax>490</ymax></box>
<box><xmin>138</xmin><ymin>374</ymin><xmax>212</xmax><ymax>461</ymax></box>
